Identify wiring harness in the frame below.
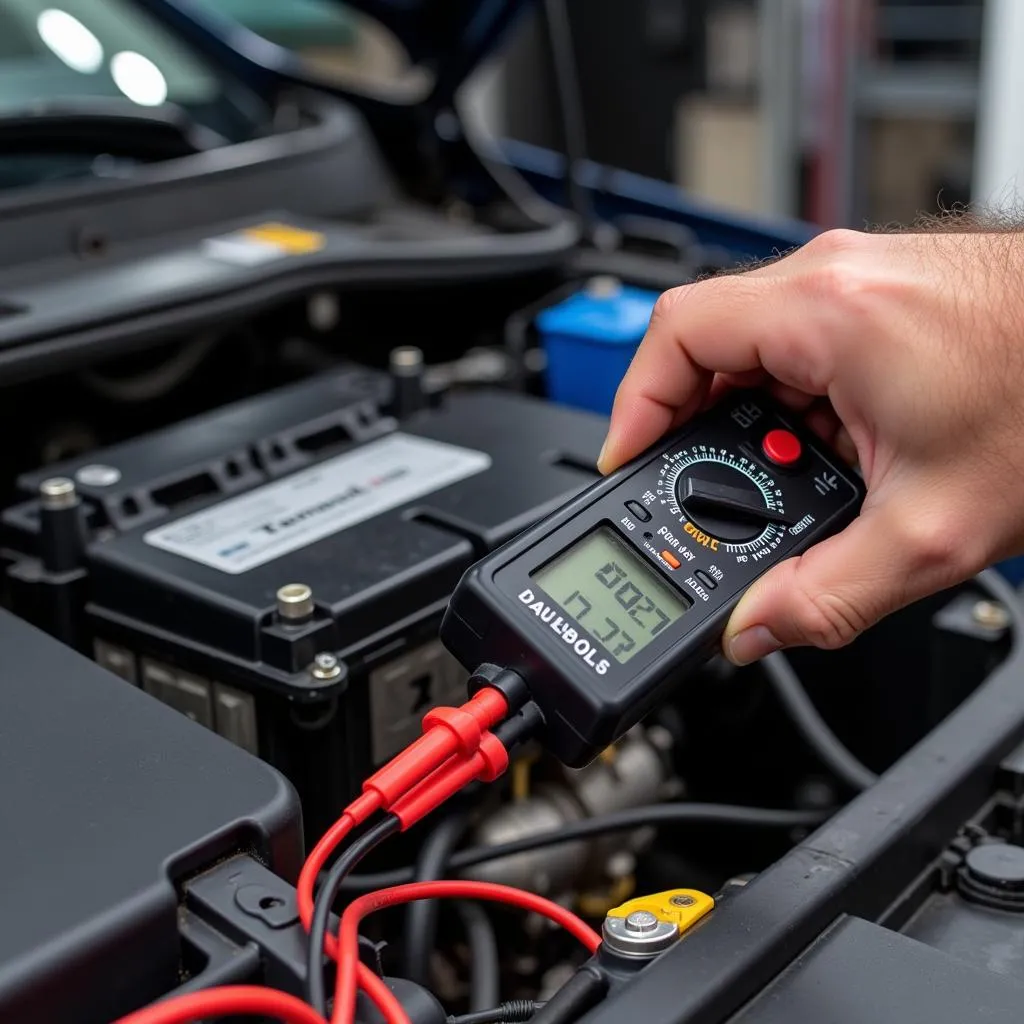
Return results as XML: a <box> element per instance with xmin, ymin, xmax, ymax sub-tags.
<box><xmin>110</xmin><ymin>650</ymin><xmax>871</xmax><ymax>1024</ymax></box>
<box><xmin>115</xmin><ymin>672</ymin><xmax>567</xmax><ymax>1024</ymax></box>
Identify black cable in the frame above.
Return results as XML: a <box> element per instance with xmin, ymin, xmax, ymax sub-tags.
<box><xmin>540</xmin><ymin>0</ymin><xmax>594</xmax><ymax>232</ymax></box>
<box><xmin>494</xmin><ymin>701</ymin><xmax>545</xmax><ymax>751</ymax></box>
<box><xmin>454</xmin><ymin>901</ymin><xmax>501</xmax><ymax>1012</ymax></box>
<box><xmin>339</xmin><ymin>803</ymin><xmax>832</xmax><ymax>891</ymax></box>
<box><xmin>762</xmin><ymin>568</ymin><xmax>1024</xmax><ymax>790</ymax></box>
<box><xmin>761</xmin><ymin>651</ymin><xmax>879</xmax><ymax>793</ymax></box>
<box><xmin>449</xmin><ymin>1000</ymin><xmax>544</xmax><ymax>1024</ymax></box>
<box><xmin>530</xmin><ymin>967</ymin><xmax>607</xmax><ymax>1024</ymax></box>
<box><xmin>306</xmin><ymin>815</ymin><xmax>401</xmax><ymax>1018</ymax></box>
<box><xmin>402</xmin><ymin>706</ymin><xmax>543</xmax><ymax>989</ymax></box>
<box><xmin>404</xmin><ymin>812</ymin><xmax>471</xmax><ymax>986</ymax></box>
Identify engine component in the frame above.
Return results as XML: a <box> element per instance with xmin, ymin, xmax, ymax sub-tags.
<box><xmin>601</xmin><ymin>889</ymin><xmax>714</xmax><ymax>958</ymax></box>
<box><xmin>466</xmin><ymin>725</ymin><xmax>679</xmax><ymax>899</ymax></box>
<box><xmin>3</xmin><ymin>362</ymin><xmax>607</xmax><ymax>840</ymax></box>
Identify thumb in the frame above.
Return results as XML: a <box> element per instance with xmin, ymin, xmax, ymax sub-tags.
<box><xmin>721</xmin><ymin>503</ymin><xmax>942</xmax><ymax>666</ymax></box>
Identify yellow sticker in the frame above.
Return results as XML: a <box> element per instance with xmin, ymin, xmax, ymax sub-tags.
<box><xmin>242</xmin><ymin>222</ymin><xmax>326</xmax><ymax>255</ymax></box>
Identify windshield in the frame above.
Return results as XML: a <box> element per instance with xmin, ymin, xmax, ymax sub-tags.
<box><xmin>0</xmin><ymin>0</ymin><xmax>273</xmax><ymax>189</ymax></box>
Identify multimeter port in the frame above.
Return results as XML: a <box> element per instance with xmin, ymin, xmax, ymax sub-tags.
<box><xmin>442</xmin><ymin>389</ymin><xmax>866</xmax><ymax>767</ymax></box>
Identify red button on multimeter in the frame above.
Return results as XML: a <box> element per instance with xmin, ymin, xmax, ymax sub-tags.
<box><xmin>762</xmin><ymin>428</ymin><xmax>802</xmax><ymax>467</ymax></box>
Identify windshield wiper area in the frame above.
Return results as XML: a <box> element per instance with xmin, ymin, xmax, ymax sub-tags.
<box><xmin>0</xmin><ymin>97</ymin><xmax>227</xmax><ymax>161</ymax></box>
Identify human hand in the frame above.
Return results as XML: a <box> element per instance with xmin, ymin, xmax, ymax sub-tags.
<box><xmin>598</xmin><ymin>227</ymin><xmax>1024</xmax><ymax>665</ymax></box>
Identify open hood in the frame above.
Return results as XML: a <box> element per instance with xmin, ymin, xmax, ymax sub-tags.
<box><xmin>323</xmin><ymin>0</ymin><xmax>534</xmax><ymax>99</ymax></box>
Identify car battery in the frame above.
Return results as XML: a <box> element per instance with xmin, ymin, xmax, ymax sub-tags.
<box><xmin>2</xmin><ymin>365</ymin><xmax>606</xmax><ymax>840</ymax></box>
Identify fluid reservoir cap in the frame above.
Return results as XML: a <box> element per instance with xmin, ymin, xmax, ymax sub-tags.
<box><xmin>965</xmin><ymin>843</ymin><xmax>1024</xmax><ymax>890</ymax></box>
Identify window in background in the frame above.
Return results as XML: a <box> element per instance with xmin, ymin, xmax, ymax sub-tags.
<box><xmin>0</xmin><ymin>0</ymin><xmax>274</xmax><ymax>192</ymax></box>
<box><xmin>0</xmin><ymin>0</ymin><xmax>271</xmax><ymax>139</ymax></box>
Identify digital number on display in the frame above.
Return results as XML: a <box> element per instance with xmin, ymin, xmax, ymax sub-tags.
<box><xmin>532</xmin><ymin>527</ymin><xmax>690</xmax><ymax>664</ymax></box>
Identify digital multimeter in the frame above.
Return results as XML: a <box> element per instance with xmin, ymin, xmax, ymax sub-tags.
<box><xmin>440</xmin><ymin>390</ymin><xmax>866</xmax><ymax>767</ymax></box>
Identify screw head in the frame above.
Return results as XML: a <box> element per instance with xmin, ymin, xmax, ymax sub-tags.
<box><xmin>624</xmin><ymin>910</ymin><xmax>659</xmax><ymax>934</ymax></box>
<box><xmin>311</xmin><ymin>652</ymin><xmax>342</xmax><ymax>681</ymax></box>
<box><xmin>39</xmin><ymin>477</ymin><xmax>77</xmax><ymax>509</ymax></box>
<box><xmin>669</xmin><ymin>894</ymin><xmax>696</xmax><ymax>908</ymax></box>
<box><xmin>277</xmin><ymin>583</ymin><xmax>314</xmax><ymax>621</ymax></box>
<box><xmin>76</xmin><ymin>464</ymin><xmax>121</xmax><ymax>488</ymax></box>
<box><xmin>390</xmin><ymin>346</ymin><xmax>424</xmax><ymax>374</ymax></box>
<box><xmin>973</xmin><ymin>600</ymin><xmax>1011</xmax><ymax>631</ymax></box>
<box><xmin>603</xmin><ymin>911</ymin><xmax>680</xmax><ymax>957</ymax></box>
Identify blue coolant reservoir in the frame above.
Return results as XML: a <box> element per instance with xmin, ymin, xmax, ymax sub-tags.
<box><xmin>536</xmin><ymin>277</ymin><xmax>659</xmax><ymax>415</ymax></box>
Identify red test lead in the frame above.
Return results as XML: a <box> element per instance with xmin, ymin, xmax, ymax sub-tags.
<box><xmin>298</xmin><ymin>681</ymin><xmax>523</xmax><ymax>956</ymax></box>
<box><xmin>391</xmin><ymin>702</ymin><xmax>545</xmax><ymax>830</ymax></box>
<box><xmin>391</xmin><ymin>733</ymin><xmax>509</xmax><ymax>829</ymax></box>
<box><xmin>332</xmin><ymin>880</ymin><xmax>602</xmax><ymax>1024</ymax></box>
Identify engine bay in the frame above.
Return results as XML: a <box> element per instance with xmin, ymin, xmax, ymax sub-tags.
<box><xmin>2</xmin><ymin>272</ymin><xmax>1023</xmax><ymax>1024</ymax></box>
<box><xmin>3</xmin><ymin>5</ymin><xmax>1024</xmax><ymax>1021</ymax></box>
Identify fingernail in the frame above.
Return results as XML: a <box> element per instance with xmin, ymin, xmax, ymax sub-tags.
<box><xmin>597</xmin><ymin>440</ymin><xmax>609</xmax><ymax>473</ymax></box>
<box><xmin>725</xmin><ymin>626</ymin><xmax>782</xmax><ymax>666</ymax></box>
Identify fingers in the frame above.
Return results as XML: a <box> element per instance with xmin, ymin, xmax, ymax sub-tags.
<box><xmin>599</xmin><ymin>270</ymin><xmax>837</xmax><ymax>474</ymax></box>
<box><xmin>721</xmin><ymin>499</ymin><xmax>954</xmax><ymax>665</ymax></box>
<box><xmin>598</xmin><ymin>290</ymin><xmax>710</xmax><ymax>474</ymax></box>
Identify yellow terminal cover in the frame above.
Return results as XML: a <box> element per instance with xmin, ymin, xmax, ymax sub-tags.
<box><xmin>605</xmin><ymin>889</ymin><xmax>714</xmax><ymax>934</ymax></box>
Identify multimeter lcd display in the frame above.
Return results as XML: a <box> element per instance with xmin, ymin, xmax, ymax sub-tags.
<box><xmin>531</xmin><ymin>526</ymin><xmax>691</xmax><ymax>663</ymax></box>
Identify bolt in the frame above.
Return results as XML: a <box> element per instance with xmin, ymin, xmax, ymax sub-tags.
<box><xmin>311</xmin><ymin>652</ymin><xmax>342</xmax><ymax>682</ymax></box>
<box><xmin>390</xmin><ymin>346</ymin><xmax>424</xmax><ymax>374</ymax></box>
<box><xmin>669</xmin><ymin>894</ymin><xmax>696</xmax><ymax>908</ymax></box>
<box><xmin>76</xmin><ymin>464</ymin><xmax>121</xmax><ymax>488</ymax></box>
<box><xmin>39</xmin><ymin>477</ymin><xmax>77</xmax><ymax>510</ymax></box>
<box><xmin>624</xmin><ymin>910</ymin><xmax>659</xmax><ymax>934</ymax></box>
<box><xmin>973</xmin><ymin>599</ymin><xmax>1011</xmax><ymax>631</ymax></box>
<box><xmin>277</xmin><ymin>583</ymin><xmax>314</xmax><ymax>622</ymax></box>
<box><xmin>307</xmin><ymin>291</ymin><xmax>340</xmax><ymax>333</ymax></box>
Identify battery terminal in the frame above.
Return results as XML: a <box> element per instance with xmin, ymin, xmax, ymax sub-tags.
<box><xmin>605</xmin><ymin>888</ymin><xmax>714</xmax><ymax>931</ymax></box>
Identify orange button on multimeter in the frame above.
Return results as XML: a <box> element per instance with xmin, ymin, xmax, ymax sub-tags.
<box><xmin>661</xmin><ymin>550</ymin><xmax>681</xmax><ymax>569</ymax></box>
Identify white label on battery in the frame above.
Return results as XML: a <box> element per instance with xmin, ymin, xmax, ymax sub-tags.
<box><xmin>201</xmin><ymin>236</ymin><xmax>286</xmax><ymax>266</ymax></box>
<box><xmin>143</xmin><ymin>433</ymin><xmax>491</xmax><ymax>574</ymax></box>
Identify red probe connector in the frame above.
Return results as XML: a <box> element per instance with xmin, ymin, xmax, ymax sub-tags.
<box><xmin>297</xmin><ymin>686</ymin><xmax>512</xmax><ymax>951</ymax></box>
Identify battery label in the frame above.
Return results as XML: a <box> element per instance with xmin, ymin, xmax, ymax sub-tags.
<box><xmin>143</xmin><ymin>433</ymin><xmax>491</xmax><ymax>574</ymax></box>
